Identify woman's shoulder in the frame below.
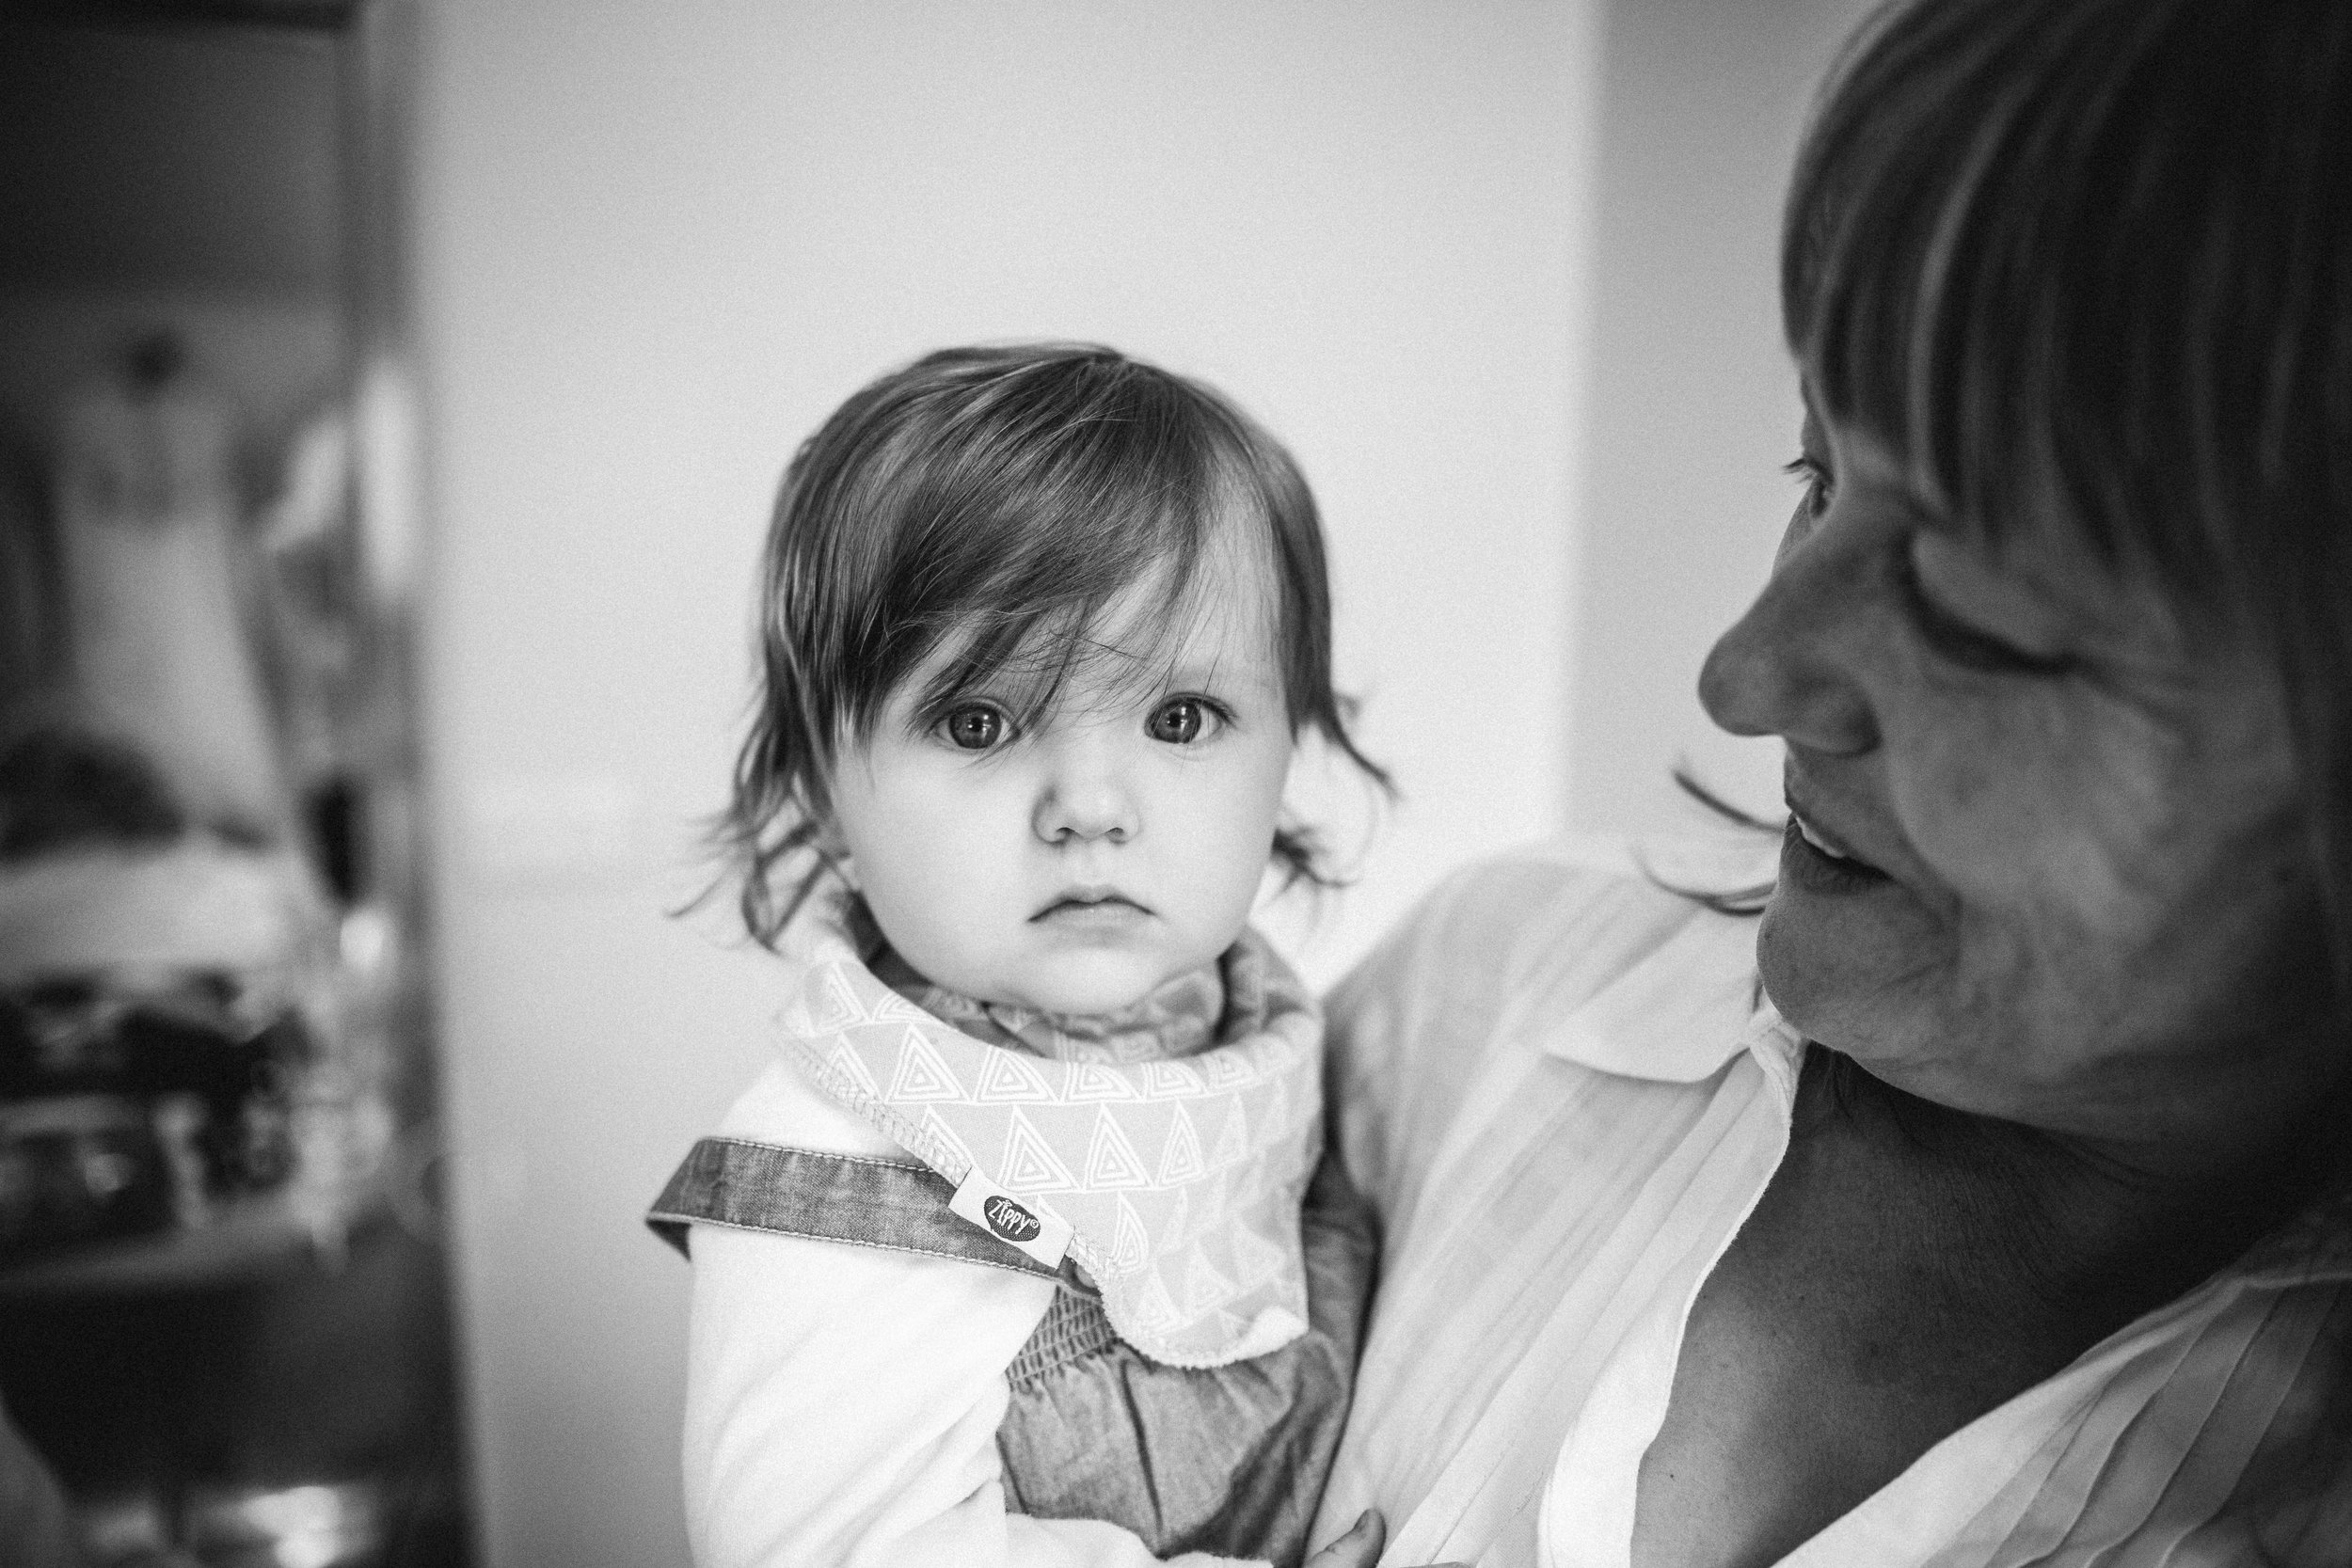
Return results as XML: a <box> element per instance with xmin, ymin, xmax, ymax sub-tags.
<box><xmin>1331</xmin><ymin>832</ymin><xmax>1773</xmax><ymax>1022</ymax></box>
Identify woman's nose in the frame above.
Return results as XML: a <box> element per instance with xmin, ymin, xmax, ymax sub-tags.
<box><xmin>1696</xmin><ymin>534</ymin><xmax>1881</xmax><ymax>756</ymax></box>
<box><xmin>1032</xmin><ymin>744</ymin><xmax>1139</xmax><ymax>845</ymax></box>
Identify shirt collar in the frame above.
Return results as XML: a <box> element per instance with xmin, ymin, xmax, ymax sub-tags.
<box><xmin>1534</xmin><ymin>884</ymin><xmax>2352</xmax><ymax>1283</ymax></box>
<box><xmin>1540</xmin><ymin>898</ymin><xmax>1801</xmax><ymax>1093</ymax></box>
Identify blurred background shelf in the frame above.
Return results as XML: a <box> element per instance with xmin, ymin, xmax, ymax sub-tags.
<box><xmin>0</xmin><ymin>1146</ymin><xmax>423</xmax><ymax>1298</ymax></box>
<box><xmin>1</xmin><ymin>1</ymin><xmax>466</xmax><ymax>1562</ymax></box>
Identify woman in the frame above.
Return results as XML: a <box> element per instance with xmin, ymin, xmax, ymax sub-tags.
<box><xmin>1309</xmin><ymin>0</ymin><xmax>2352</xmax><ymax>1562</ymax></box>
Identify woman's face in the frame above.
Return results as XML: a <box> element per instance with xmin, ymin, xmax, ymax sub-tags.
<box><xmin>1699</xmin><ymin>404</ymin><xmax>2342</xmax><ymax>1151</ymax></box>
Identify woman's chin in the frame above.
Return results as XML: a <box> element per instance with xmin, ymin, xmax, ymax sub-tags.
<box><xmin>1755</xmin><ymin>869</ymin><xmax>1943</xmax><ymax>1060</ymax></box>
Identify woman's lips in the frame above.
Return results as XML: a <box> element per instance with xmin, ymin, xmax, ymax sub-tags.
<box><xmin>1779</xmin><ymin>813</ymin><xmax>1892</xmax><ymax>894</ymax></box>
<box><xmin>1793</xmin><ymin>807</ymin><xmax>1859</xmax><ymax>863</ymax></box>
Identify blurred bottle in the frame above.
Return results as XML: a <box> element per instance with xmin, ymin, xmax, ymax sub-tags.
<box><xmin>51</xmin><ymin>331</ymin><xmax>288</xmax><ymax>845</ymax></box>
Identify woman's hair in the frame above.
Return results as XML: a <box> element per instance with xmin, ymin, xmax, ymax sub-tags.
<box><xmin>1784</xmin><ymin>0</ymin><xmax>2352</xmax><ymax>1500</ymax></box>
<box><xmin>719</xmin><ymin>342</ymin><xmax>1388</xmax><ymax>945</ymax></box>
<box><xmin>1784</xmin><ymin>0</ymin><xmax>2352</xmax><ymax>965</ymax></box>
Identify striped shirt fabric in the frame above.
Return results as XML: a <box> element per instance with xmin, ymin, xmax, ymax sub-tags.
<box><xmin>1309</xmin><ymin>839</ymin><xmax>2352</xmax><ymax>1568</ymax></box>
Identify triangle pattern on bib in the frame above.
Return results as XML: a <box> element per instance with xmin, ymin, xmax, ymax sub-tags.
<box><xmin>1156</xmin><ymin>1104</ymin><xmax>1206</xmax><ymax>1185</ymax></box>
<box><xmin>1141</xmin><ymin>1059</ymin><xmax>1206</xmax><ymax>1100</ymax></box>
<box><xmin>1183</xmin><ymin>1245</ymin><xmax>1237</xmax><ymax>1315</ymax></box>
<box><xmin>1085</xmin><ymin>1109</ymin><xmax>1152</xmax><ymax>1191</ymax></box>
<box><xmin>825</xmin><ymin>1040</ymin><xmax>882</xmax><ymax>1099</ymax></box>
<box><xmin>1112</xmin><ymin>1195</ymin><xmax>1152</xmax><ymax>1271</ymax></box>
<box><xmin>918</xmin><ymin>1108</ymin><xmax>978</xmax><ymax>1173</ymax></box>
<box><xmin>888</xmin><ymin>1028</ymin><xmax>963</xmax><ymax>1101</ymax></box>
<box><xmin>807</xmin><ymin>967</ymin><xmax>866</xmax><ymax>1034</ymax></box>
<box><xmin>1227</xmin><ymin>1213</ymin><xmax>1286</xmax><ymax>1288</ymax></box>
<box><xmin>975</xmin><ymin>1047</ymin><xmax>1057</xmax><ymax>1103</ymax></box>
<box><xmin>1211</xmin><ymin>1100</ymin><xmax>1250</xmax><ymax>1170</ymax></box>
<box><xmin>1063</xmin><ymin>1060</ymin><xmax>1142</xmax><ymax>1102</ymax></box>
<box><xmin>1201</xmin><ymin>1052</ymin><xmax>1255</xmax><ymax>1091</ymax></box>
<box><xmin>999</xmin><ymin>1108</ymin><xmax>1078</xmax><ymax>1193</ymax></box>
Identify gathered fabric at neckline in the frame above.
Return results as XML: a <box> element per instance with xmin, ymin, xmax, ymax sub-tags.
<box><xmin>866</xmin><ymin>942</ymin><xmax>1232</xmax><ymax>1066</ymax></box>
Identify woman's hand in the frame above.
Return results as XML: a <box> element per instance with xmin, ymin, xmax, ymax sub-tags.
<box><xmin>1303</xmin><ymin>1509</ymin><xmax>1470</xmax><ymax>1568</ymax></box>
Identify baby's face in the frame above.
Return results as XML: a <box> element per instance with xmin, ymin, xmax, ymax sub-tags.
<box><xmin>823</xmin><ymin>548</ymin><xmax>1294</xmax><ymax>1016</ymax></box>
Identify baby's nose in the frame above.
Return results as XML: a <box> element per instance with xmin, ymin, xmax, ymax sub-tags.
<box><xmin>1032</xmin><ymin>761</ymin><xmax>1138</xmax><ymax>845</ymax></box>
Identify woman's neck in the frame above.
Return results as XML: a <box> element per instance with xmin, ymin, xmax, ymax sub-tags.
<box><xmin>1802</xmin><ymin>1046</ymin><xmax>2352</xmax><ymax>1325</ymax></box>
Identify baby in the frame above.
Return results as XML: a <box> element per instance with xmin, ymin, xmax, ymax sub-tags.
<box><xmin>650</xmin><ymin>344</ymin><xmax>1391</xmax><ymax>1568</ymax></box>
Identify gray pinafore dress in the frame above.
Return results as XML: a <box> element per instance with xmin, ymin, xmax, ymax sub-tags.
<box><xmin>650</xmin><ymin>1139</ymin><xmax>1374</xmax><ymax>1566</ymax></box>
<box><xmin>647</xmin><ymin>935</ymin><xmax>1376</xmax><ymax>1568</ymax></box>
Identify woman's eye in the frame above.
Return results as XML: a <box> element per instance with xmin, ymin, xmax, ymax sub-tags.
<box><xmin>1784</xmin><ymin>453</ymin><xmax>1834</xmax><ymax>519</ymax></box>
<box><xmin>1147</xmin><ymin>697</ymin><xmax>1215</xmax><ymax>745</ymax></box>
<box><xmin>940</xmin><ymin>705</ymin><xmax>1008</xmax><ymax>751</ymax></box>
<box><xmin>1899</xmin><ymin>548</ymin><xmax>2074</xmax><ymax>677</ymax></box>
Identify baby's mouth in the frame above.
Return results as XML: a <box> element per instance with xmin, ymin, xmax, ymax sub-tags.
<box><xmin>1032</xmin><ymin>889</ymin><xmax>1151</xmax><ymax>923</ymax></box>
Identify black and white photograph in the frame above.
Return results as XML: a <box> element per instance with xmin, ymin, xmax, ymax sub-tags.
<box><xmin>2</xmin><ymin>1</ymin><xmax>2347</xmax><ymax>1565</ymax></box>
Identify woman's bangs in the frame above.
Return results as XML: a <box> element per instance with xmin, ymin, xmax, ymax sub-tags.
<box><xmin>1785</xmin><ymin>0</ymin><xmax>2217</xmax><ymax>581</ymax></box>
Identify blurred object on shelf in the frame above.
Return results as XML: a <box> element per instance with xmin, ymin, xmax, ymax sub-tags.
<box><xmin>0</xmin><ymin>1391</ymin><xmax>78</xmax><ymax>1568</ymax></box>
<box><xmin>183</xmin><ymin>1479</ymin><xmax>384</xmax><ymax>1568</ymax></box>
<box><xmin>50</xmin><ymin>331</ymin><xmax>289</xmax><ymax>847</ymax></box>
<box><xmin>0</xmin><ymin>1095</ymin><xmax>174</xmax><ymax>1262</ymax></box>
<box><xmin>72</xmin><ymin>1476</ymin><xmax>391</xmax><ymax>1568</ymax></box>
<box><xmin>257</xmin><ymin>404</ymin><xmax>360</xmax><ymax>785</ymax></box>
<box><xmin>74</xmin><ymin>1487</ymin><xmax>187</xmax><ymax>1567</ymax></box>
<box><xmin>0</xmin><ymin>602</ymin><xmax>396</xmax><ymax>1282</ymax></box>
<box><xmin>0</xmin><ymin>440</ymin><xmax>69</xmax><ymax>721</ymax></box>
<box><xmin>0</xmin><ymin>809</ymin><xmax>329</xmax><ymax>983</ymax></box>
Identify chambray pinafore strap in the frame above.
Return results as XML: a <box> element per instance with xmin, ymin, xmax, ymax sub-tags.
<box><xmin>646</xmin><ymin>1137</ymin><xmax>1118</xmax><ymax>1382</ymax></box>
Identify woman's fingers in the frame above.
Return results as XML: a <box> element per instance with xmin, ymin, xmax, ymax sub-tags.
<box><xmin>1300</xmin><ymin>1508</ymin><xmax>1472</xmax><ymax>1568</ymax></box>
<box><xmin>1303</xmin><ymin>1508</ymin><xmax>1386</xmax><ymax>1568</ymax></box>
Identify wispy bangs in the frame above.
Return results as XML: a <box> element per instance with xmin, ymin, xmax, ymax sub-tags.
<box><xmin>811</xmin><ymin>359</ymin><xmax>1258</xmax><ymax>747</ymax></box>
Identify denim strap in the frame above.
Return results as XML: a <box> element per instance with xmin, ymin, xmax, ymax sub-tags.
<box><xmin>646</xmin><ymin>1135</ymin><xmax>1065</xmax><ymax>1283</ymax></box>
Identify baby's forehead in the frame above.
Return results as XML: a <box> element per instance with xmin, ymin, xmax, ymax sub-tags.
<box><xmin>1093</xmin><ymin>547</ymin><xmax>1280</xmax><ymax>665</ymax></box>
<box><xmin>885</xmin><ymin>557</ymin><xmax>1283</xmax><ymax>719</ymax></box>
<box><xmin>1011</xmin><ymin>591</ymin><xmax>1283</xmax><ymax>705</ymax></box>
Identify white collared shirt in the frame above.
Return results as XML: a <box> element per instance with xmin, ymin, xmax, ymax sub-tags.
<box><xmin>1311</xmin><ymin>837</ymin><xmax>2352</xmax><ymax>1568</ymax></box>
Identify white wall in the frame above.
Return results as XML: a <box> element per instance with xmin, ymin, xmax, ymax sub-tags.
<box><xmin>412</xmin><ymin>4</ymin><xmax>1602</xmax><ymax>1564</ymax></box>
<box><xmin>1562</xmin><ymin>0</ymin><xmax>1878</xmax><ymax>836</ymax></box>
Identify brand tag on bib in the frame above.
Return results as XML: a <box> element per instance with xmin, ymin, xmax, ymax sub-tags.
<box><xmin>949</xmin><ymin>1167</ymin><xmax>1073</xmax><ymax>1270</ymax></box>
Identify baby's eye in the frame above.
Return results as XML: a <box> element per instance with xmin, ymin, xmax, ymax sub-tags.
<box><xmin>940</xmin><ymin>705</ymin><xmax>1009</xmax><ymax>751</ymax></box>
<box><xmin>1146</xmin><ymin>697</ymin><xmax>1217</xmax><ymax>745</ymax></box>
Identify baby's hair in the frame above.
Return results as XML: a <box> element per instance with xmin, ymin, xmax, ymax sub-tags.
<box><xmin>721</xmin><ymin>342</ymin><xmax>1389</xmax><ymax>946</ymax></box>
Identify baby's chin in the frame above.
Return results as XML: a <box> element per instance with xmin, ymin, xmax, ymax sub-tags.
<box><xmin>973</xmin><ymin>949</ymin><xmax>1207</xmax><ymax>1020</ymax></box>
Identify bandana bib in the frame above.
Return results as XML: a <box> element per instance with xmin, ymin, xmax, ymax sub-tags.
<box><xmin>778</xmin><ymin>901</ymin><xmax>1324</xmax><ymax>1369</ymax></box>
